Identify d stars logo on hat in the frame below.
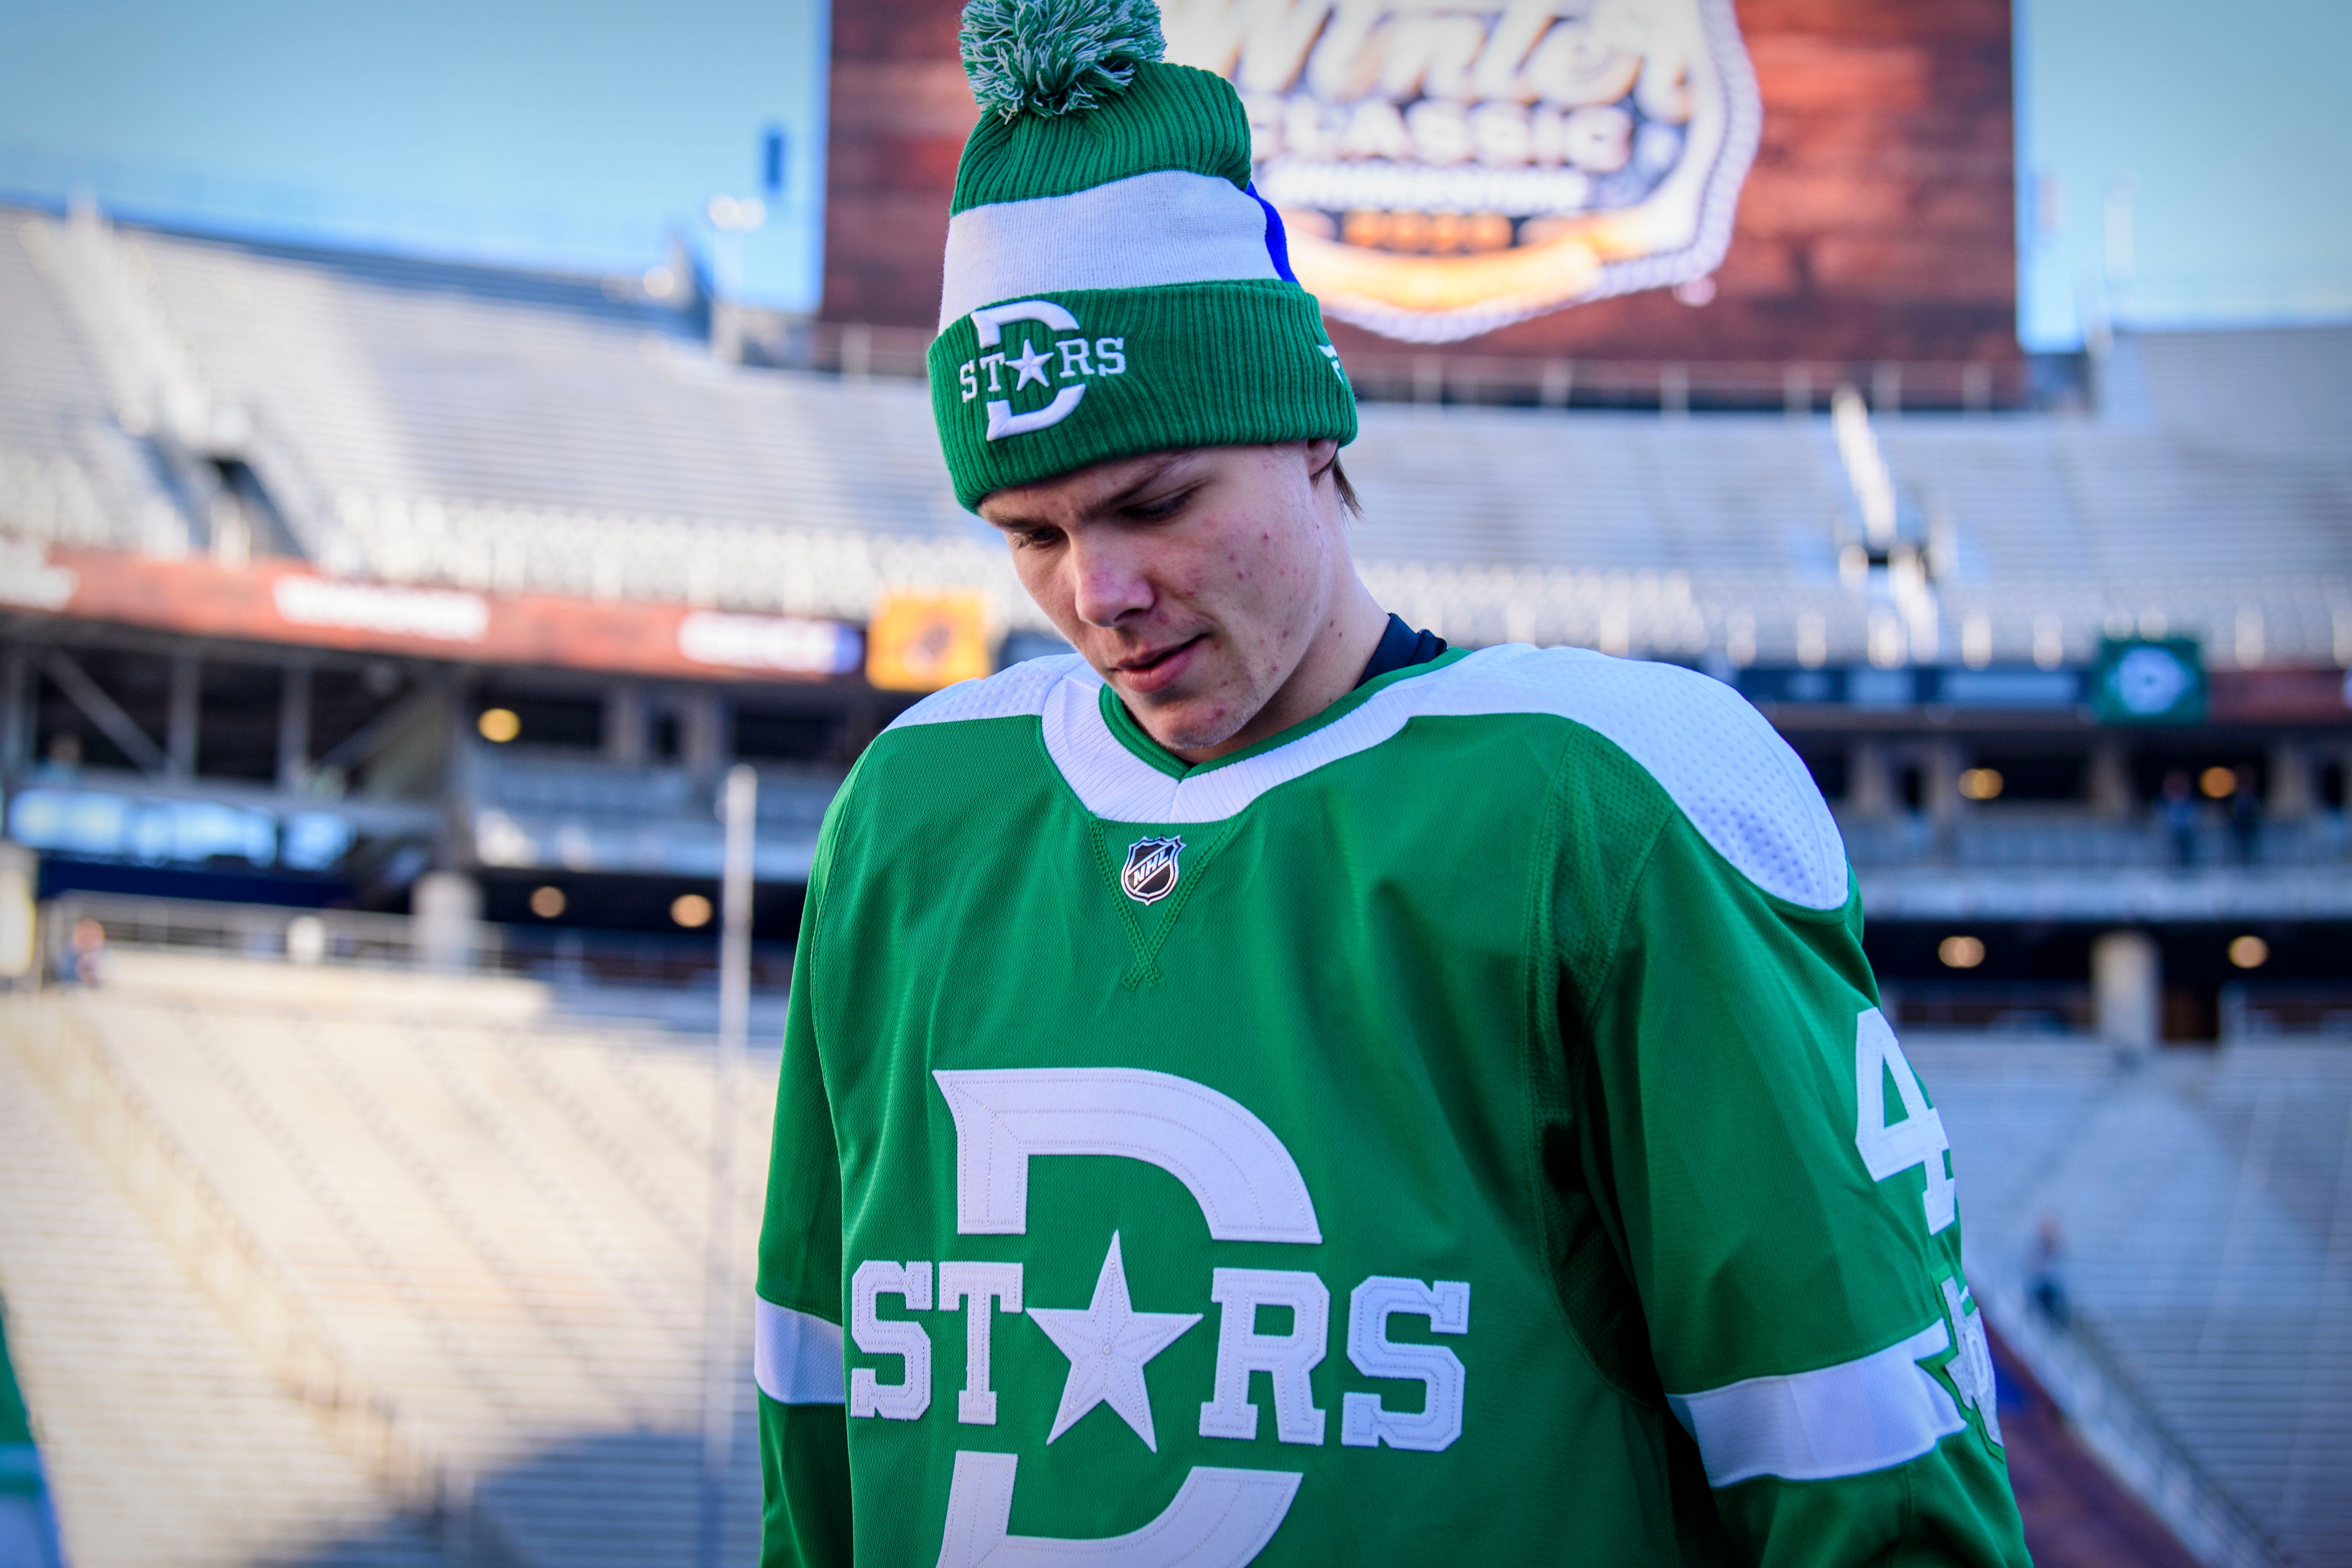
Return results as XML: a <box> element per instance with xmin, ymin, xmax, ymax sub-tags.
<box><xmin>955</xmin><ymin>300</ymin><xmax>1130</xmax><ymax>441</ymax></box>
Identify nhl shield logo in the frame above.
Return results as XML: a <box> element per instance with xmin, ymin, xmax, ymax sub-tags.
<box><xmin>1120</xmin><ymin>836</ymin><xmax>1184</xmax><ymax>905</ymax></box>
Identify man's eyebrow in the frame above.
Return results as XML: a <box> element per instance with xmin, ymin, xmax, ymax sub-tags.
<box><xmin>983</xmin><ymin>455</ymin><xmax>1192</xmax><ymax>531</ymax></box>
<box><xmin>979</xmin><ymin>506</ymin><xmax>1043</xmax><ymax>534</ymax></box>
<box><xmin>1097</xmin><ymin>455</ymin><xmax>1191</xmax><ymax>512</ymax></box>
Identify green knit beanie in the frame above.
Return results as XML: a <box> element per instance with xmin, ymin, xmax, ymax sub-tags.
<box><xmin>927</xmin><ymin>0</ymin><xmax>1358</xmax><ymax>511</ymax></box>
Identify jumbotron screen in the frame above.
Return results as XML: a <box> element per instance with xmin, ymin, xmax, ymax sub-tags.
<box><xmin>824</xmin><ymin>0</ymin><xmax>2017</xmax><ymax>364</ymax></box>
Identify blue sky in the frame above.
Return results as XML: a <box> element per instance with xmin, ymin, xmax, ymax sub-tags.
<box><xmin>1</xmin><ymin>1</ymin><xmax>2346</xmax><ymax>341</ymax></box>
<box><xmin>2016</xmin><ymin>0</ymin><xmax>2352</xmax><ymax>347</ymax></box>
<box><xmin>0</xmin><ymin>0</ymin><xmax>830</xmax><ymax>305</ymax></box>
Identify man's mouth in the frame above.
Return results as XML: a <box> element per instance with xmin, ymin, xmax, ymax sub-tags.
<box><xmin>1110</xmin><ymin>634</ymin><xmax>1205</xmax><ymax>694</ymax></box>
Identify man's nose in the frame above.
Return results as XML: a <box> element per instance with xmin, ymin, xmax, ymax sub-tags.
<box><xmin>1067</xmin><ymin>537</ymin><xmax>1154</xmax><ymax>628</ymax></box>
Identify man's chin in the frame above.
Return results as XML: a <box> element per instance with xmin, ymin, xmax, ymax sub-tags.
<box><xmin>1122</xmin><ymin>691</ymin><xmax>1250</xmax><ymax>758</ymax></box>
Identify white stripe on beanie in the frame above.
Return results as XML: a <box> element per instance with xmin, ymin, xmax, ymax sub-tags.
<box><xmin>938</xmin><ymin>169</ymin><xmax>1277</xmax><ymax>331</ymax></box>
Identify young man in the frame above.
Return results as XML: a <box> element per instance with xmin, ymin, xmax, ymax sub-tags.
<box><xmin>756</xmin><ymin>3</ymin><xmax>2028</xmax><ymax>1562</ymax></box>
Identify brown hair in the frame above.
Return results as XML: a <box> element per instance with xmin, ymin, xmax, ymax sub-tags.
<box><xmin>1320</xmin><ymin>451</ymin><xmax>1363</xmax><ymax>520</ymax></box>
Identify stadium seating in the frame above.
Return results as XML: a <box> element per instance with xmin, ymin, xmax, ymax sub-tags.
<box><xmin>0</xmin><ymin>1017</ymin><xmax>455</xmax><ymax>1566</ymax></box>
<box><xmin>0</xmin><ymin>215</ymin><xmax>187</xmax><ymax>557</ymax></box>
<box><xmin>2</xmin><ymin>954</ymin><xmax>774</xmax><ymax>1568</ymax></box>
<box><xmin>4</xmin><ymin>204</ymin><xmax>2343</xmax><ymax>670</ymax></box>
<box><xmin>1919</xmin><ymin>1038</ymin><xmax>2352</xmax><ymax>1567</ymax></box>
<box><xmin>3</xmin><ymin>196</ymin><xmax>2349</xmax><ymax>1567</ymax></box>
<box><xmin>10</xmin><ymin>939</ymin><xmax>2347</xmax><ymax>1567</ymax></box>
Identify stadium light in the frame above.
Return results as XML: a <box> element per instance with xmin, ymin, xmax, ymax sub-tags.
<box><xmin>2228</xmin><ymin>935</ymin><xmax>2268</xmax><ymax>969</ymax></box>
<box><xmin>1958</xmin><ymin>767</ymin><xmax>2004</xmax><ymax>801</ymax></box>
<box><xmin>2200</xmin><ymin>766</ymin><xmax>2237</xmax><ymax>800</ymax></box>
<box><xmin>671</xmin><ymin>892</ymin><xmax>713</xmax><ymax>928</ymax></box>
<box><xmin>705</xmin><ymin>194</ymin><xmax>768</xmax><ymax>316</ymax></box>
<box><xmin>1938</xmin><ymin>935</ymin><xmax>1986</xmax><ymax>969</ymax></box>
<box><xmin>477</xmin><ymin>707</ymin><xmax>520</xmax><ymax>743</ymax></box>
<box><xmin>706</xmin><ymin>195</ymin><xmax>767</xmax><ymax>233</ymax></box>
<box><xmin>529</xmin><ymin>885</ymin><xmax>566</xmax><ymax>919</ymax></box>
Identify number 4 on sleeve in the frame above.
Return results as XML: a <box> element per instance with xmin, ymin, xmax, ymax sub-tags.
<box><xmin>1852</xmin><ymin>1009</ymin><xmax>1956</xmax><ymax>1235</ymax></box>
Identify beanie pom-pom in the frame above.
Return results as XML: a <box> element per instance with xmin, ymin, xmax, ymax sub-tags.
<box><xmin>960</xmin><ymin>0</ymin><xmax>1166</xmax><ymax>123</ymax></box>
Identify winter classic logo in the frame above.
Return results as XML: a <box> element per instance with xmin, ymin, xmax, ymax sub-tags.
<box><xmin>1162</xmin><ymin>0</ymin><xmax>1761</xmax><ymax>342</ymax></box>
<box><xmin>956</xmin><ymin>300</ymin><xmax>1130</xmax><ymax>441</ymax></box>
<box><xmin>1120</xmin><ymin>835</ymin><xmax>1184</xmax><ymax>904</ymax></box>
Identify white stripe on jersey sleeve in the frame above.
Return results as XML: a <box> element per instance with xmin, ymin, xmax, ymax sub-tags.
<box><xmin>755</xmin><ymin>1297</ymin><xmax>847</xmax><ymax>1405</ymax></box>
<box><xmin>1666</xmin><ymin>1319</ymin><xmax>1965</xmax><ymax>1486</ymax></box>
<box><xmin>939</xmin><ymin>170</ymin><xmax>1276</xmax><ymax>330</ymax></box>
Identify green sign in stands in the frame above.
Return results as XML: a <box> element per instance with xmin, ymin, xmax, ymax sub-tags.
<box><xmin>2090</xmin><ymin>637</ymin><xmax>2206</xmax><ymax>724</ymax></box>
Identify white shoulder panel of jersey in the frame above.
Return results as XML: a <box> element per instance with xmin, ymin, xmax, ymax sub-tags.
<box><xmin>887</xmin><ymin>654</ymin><xmax>1092</xmax><ymax>731</ymax></box>
<box><xmin>1459</xmin><ymin>646</ymin><xmax>1851</xmax><ymax>910</ymax></box>
<box><xmin>1020</xmin><ymin>645</ymin><xmax>1847</xmax><ymax>909</ymax></box>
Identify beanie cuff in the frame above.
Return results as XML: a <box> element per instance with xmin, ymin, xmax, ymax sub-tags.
<box><xmin>928</xmin><ymin>279</ymin><xmax>1358</xmax><ymax>511</ymax></box>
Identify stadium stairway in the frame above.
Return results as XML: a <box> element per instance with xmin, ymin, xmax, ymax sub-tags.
<box><xmin>1918</xmin><ymin>1038</ymin><xmax>2352</xmax><ymax>1568</ymax></box>
<box><xmin>0</xmin><ymin>954</ymin><xmax>775</xmax><ymax>1568</ymax></box>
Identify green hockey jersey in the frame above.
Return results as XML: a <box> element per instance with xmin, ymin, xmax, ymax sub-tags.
<box><xmin>756</xmin><ymin>645</ymin><xmax>2027</xmax><ymax>1565</ymax></box>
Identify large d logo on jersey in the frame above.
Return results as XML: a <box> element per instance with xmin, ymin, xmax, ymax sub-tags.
<box><xmin>930</xmin><ymin>1068</ymin><xmax>1319</xmax><ymax>1567</ymax></box>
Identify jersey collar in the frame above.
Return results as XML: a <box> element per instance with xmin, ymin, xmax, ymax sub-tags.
<box><xmin>1047</xmin><ymin>648</ymin><xmax>1475</xmax><ymax>823</ymax></box>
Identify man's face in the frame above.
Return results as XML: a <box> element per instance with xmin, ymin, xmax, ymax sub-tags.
<box><xmin>979</xmin><ymin>441</ymin><xmax>1346</xmax><ymax>759</ymax></box>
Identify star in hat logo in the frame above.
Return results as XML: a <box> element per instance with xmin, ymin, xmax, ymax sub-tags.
<box><xmin>1007</xmin><ymin>338</ymin><xmax>1054</xmax><ymax>390</ymax></box>
<box><xmin>1027</xmin><ymin>1233</ymin><xmax>1200</xmax><ymax>1452</ymax></box>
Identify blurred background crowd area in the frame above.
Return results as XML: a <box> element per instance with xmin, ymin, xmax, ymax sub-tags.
<box><xmin>0</xmin><ymin>1</ymin><xmax>2345</xmax><ymax>1565</ymax></box>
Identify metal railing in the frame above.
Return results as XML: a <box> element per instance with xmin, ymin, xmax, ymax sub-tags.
<box><xmin>1840</xmin><ymin>811</ymin><xmax>2352</xmax><ymax>872</ymax></box>
<box><xmin>2221</xmin><ymin>983</ymin><xmax>2352</xmax><ymax>1041</ymax></box>
<box><xmin>758</xmin><ymin>317</ymin><xmax>2033</xmax><ymax>413</ymax></box>
<box><xmin>1881</xmin><ymin>981</ymin><xmax>2094</xmax><ymax>1035</ymax></box>
<box><xmin>41</xmin><ymin>891</ymin><xmax>795</xmax><ymax>993</ymax></box>
<box><xmin>1984</xmin><ymin>1278</ymin><xmax>2288</xmax><ymax>1568</ymax></box>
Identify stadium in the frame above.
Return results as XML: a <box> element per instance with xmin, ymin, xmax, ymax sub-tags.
<box><xmin>0</xmin><ymin>0</ymin><xmax>2346</xmax><ymax>1564</ymax></box>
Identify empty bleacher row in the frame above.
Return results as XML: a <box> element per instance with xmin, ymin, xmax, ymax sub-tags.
<box><xmin>2</xmin><ymin>203</ymin><xmax>2343</xmax><ymax>669</ymax></box>
<box><xmin>5</xmin><ymin>926</ymin><xmax>2348</xmax><ymax>1565</ymax></box>
<box><xmin>1918</xmin><ymin>1038</ymin><xmax>2352</xmax><ymax>1567</ymax></box>
<box><xmin>0</xmin><ymin>1018</ymin><xmax>454</xmax><ymax>1567</ymax></box>
<box><xmin>0</xmin><ymin>954</ymin><xmax>776</xmax><ymax>1568</ymax></box>
<box><xmin>1840</xmin><ymin>810</ymin><xmax>2352</xmax><ymax>872</ymax></box>
<box><xmin>0</xmin><ymin>216</ymin><xmax>188</xmax><ymax>558</ymax></box>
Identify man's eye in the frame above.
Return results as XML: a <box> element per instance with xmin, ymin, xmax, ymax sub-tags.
<box><xmin>1014</xmin><ymin>528</ymin><xmax>1062</xmax><ymax>550</ymax></box>
<box><xmin>1127</xmin><ymin>490</ymin><xmax>1190</xmax><ymax>521</ymax></box>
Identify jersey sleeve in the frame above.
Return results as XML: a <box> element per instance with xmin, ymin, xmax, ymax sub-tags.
<box><xmin>754</xmin><ymin>787</ymin><xmax>857</xmax><ymax>1567</ymax></box>
<box><xmin>1572</xmin><ymin>763</ymin><xmax>2029</xmax><ymax>1565</ymax></box>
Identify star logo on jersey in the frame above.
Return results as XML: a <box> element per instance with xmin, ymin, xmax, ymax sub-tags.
<box><xmin>1120</xmin><ymin>836</ymin><xmax>1184</xmax><ymax>904</ymax></box>
<box><xmin>1029</xmin><ymin>1232</ymin><xmax>1200</xmax><ymax>1452</ymax></box>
